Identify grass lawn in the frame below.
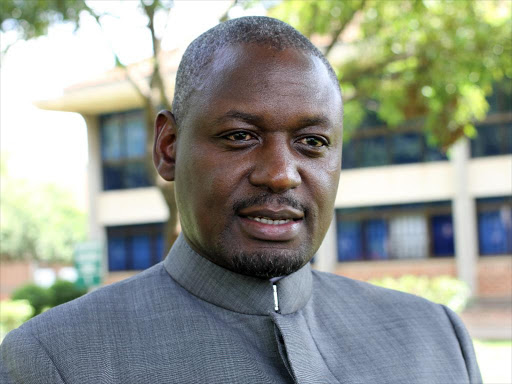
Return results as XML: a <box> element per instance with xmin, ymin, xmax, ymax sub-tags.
<box><xmin>474</xmin><ymin>340</ymin><xmax>512</xmax><ymax>384</ymax></box>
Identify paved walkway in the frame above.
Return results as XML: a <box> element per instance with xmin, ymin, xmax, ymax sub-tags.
<box><xmin>460</xmin><ymin>298</ymin><xmax>512</xmax><ymax>340</ymax></box>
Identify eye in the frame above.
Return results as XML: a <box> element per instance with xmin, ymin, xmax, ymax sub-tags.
<box><xmin>298</xmin><ymin>136</ymin><xmax>329</xmax><ymax>148</ymax></box>
<box><xmin>224</xmin><ymin>131</ymin><xmax>255</xmax><ymax>141</ymax></box>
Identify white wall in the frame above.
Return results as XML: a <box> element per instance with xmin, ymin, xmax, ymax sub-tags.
<box><xmin>97</xmin><ymin>187</ymin><xmax>169</xmax><ymax>226</ymax></box>
<box><xmin>335</xmin><ymin>155</ymin><xmax>512</xmax><ymax>208</ymax></box>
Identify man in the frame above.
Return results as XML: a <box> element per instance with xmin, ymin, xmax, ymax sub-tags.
<box><xmin>1</xmin><ymin>16</ymin><xmax>481</xmax><ymax>384</ymax></box>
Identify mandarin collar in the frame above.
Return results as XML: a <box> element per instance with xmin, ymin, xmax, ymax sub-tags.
<box><xmin>163</xmin><ymin>234</ymin><xmax>312</xmax><ymax>315</ymax></box>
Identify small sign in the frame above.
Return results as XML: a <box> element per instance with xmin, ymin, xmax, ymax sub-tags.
<box><xmin>74</xmin><ymin>242</ymin><xmax>103</xmax><ymax>288</ymax></box>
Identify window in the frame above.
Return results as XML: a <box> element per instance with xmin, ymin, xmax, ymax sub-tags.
<box><xmin>336</xmin><ymin>202</ymin><xmax>454</xmax><ymax>262</ymax></box>
<box><xmin>391</xmin><ymin>133</ymin><xmax>423</xmax><ymax>164</ymax></box>
<box><xmin>431</xmin><ymin>214</ymin><xmax>455</xmax><ymax>257</ymax></box>
<box><xmin>101</xmin><ymin>110</ymin><xmax>152</xmax><ymax>190</ymax></box>
<box><xmin>471</xmin><ymin>123</ymin><xmax>512</xmax><ymax>157</ymax></box>
<box><xmin>342</xmin><ymin>130</ymin><xmax>447</xmax><ymax>170</ymax></box>
<box><xmin>337</xmin><ymin>221</ymin><xmax>363</xmax><ymax>261</ymax></box>
<box><xmin>365</xmin><ymin>219</ymin><xmax>388</xmax><ymax>260</ymax></box>
<box><xmin>471</xmin><ymin>82</ymin><xmax>512</xmax><ymax>158</ymax></box>
<box><xmin>107</xmin><ymin>223</ymin><xmax>165</xmax><ymax>271</ymax></box>
<box><xmin>360</xmin><ymin>136</ymin><xmax>389</xmax><ymax>167</ymax></box>
<box><xmin>389</xmin><ymin>215</ymin><xmax>428</xmax><ymax>259</ymax></box>
<box><xmin>477</xmin><ymin>198</ymin><xmax>512</xmax><ymax>255</ymax></box>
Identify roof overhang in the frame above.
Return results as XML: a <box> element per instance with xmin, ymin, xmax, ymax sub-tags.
<box><xmin>34</xmin><ymin>79</ymin><xmax>148</xmax><ymax>115</ymax></box>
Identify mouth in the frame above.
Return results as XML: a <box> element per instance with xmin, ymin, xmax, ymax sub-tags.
<box><xmin>237</xmin><ymin>206</ymin><xmax>304</xmax><ymax>241</ymax></box>
<box><xmin>246</xmin><ymin>216</ymin><xmax>294</xmax><ymax>225</ymax></box>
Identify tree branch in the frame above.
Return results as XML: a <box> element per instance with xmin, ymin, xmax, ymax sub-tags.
<box><xmin>143</xmin><ymin>1</ymin><xmax>171</xmax><ymax>110</ymax></box>
<box><xmin>219</xmin><ymin>0</ymin><xmax>238</xmax><ymax>23</ymax></box>
<box><xmin>83</xmin><ymin>4</ymin><xmax>150</xmax><ymax>102</ymax></box>
<box><xmin>324</xmin><ymin>0</ymin><xmax>367</xmax><ymax>58</ymax></box>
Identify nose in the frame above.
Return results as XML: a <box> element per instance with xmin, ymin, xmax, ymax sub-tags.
<box><xmin>248</xmin><ymin>140</ymin><xmax>301</xmax><ymax>193</ymax></box>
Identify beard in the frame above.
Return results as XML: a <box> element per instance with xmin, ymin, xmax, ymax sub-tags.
<box><xmin>201</xmin><ymin>193</ymin><xmax>316</xmax><ymax>278</ymax></box>
<box><xmin>213</xmin><ymin>233</ymin><xmax>312</xmax><ymax>279</ymax></box>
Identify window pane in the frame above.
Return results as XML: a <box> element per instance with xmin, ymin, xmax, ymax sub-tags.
<box><xmin>342</xmin><ymin>139</ymin><xmax>357</xmax><ymax>170</ymax></box>
<box><xmin>479</xmin><ymin>208</ymin><xmax>512</xmax><ymax>255</ymax></box>
<box><xmin>360</xmin><ymin>136</ymin><xmax>388</xmax><ymax>167</ymax></box>
<box><xmin>108</xmin><ymin>237</ymin><xmax>126</xmax><ymax>271</ymax></box>
<box><xmin>125</xmin><ymin>112</ymin><xmax>146</xmax><ymax>158</ymax></box>
<box><xmin>431</xmin><ymin>214</ymin><xmax>454</xmax><ymax>257</ymax></box>
<box><xmin>101</xmin><ymin>116</ymin><xmax>123</xmax><ymax>160</ymax></box>
<box><xmin>471</xmin><ymin>124</ymin><xmax>502</xmax><ymax>157</ymax></box>
<box><xmin>425</xmin><ymin>141</ymin><xmax>448</xmax><ymax>162</ymax></box>
<box><xmin>337</xmin><ymin>221</ymin><xmax>363</xmax><ymax>261</ymax></box>
<box><xmin>132</xmin><ymin>235</ymin><xmax>151</xmax><ymax>270</ymax></box>
<box><xmin>124</xmin><ymin>161</ymin><xmax>151</xmax><ymax>188</ymax></box>
<box><xmin>389</xmin><ymin>215</ymin><xmax>428</xmax><ymax>259</ymax></box>
<box><xmin>392</xmin><ymin>133</ymin><xmax>423</xmax><ymax>164</ymax></box>
<box><xmin>503</xmin><ymin>124</ymin><xmax>512</xmax><ymax>155</ymax></box>
<box><xmin>364</xmin><ymin>219</ymin><xmax>388</xmax><ymax>260</ymax></box>
<box><xmin>156</xmin><ymin>233</ymin><xmax>165</xmax><ymax>262</ymax></box>
<box><xmin>103</xmin><ymin>164</ymin><xmax>123</xmax><ymax>190</ymax></box>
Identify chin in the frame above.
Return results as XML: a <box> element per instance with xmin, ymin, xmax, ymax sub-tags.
<box><xmin>222</xmin><ymin>246</ymin><xmax>312</xmax><ymax>279</ymax></box>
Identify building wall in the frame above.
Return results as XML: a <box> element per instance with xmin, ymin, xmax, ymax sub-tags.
<box><xmin>336</xmin><ymin>155</ymin><xmax>511</xmax><ymax>208</ymax></box>
<box><xmin>84</xmin><ymin>107</ymin><xmax>511</xmax><ymax>299</ymax></box>
<box><xmin>330</xmin><ymin>256</ymin><xmax>512</xmax><ymax>299</ymax></box>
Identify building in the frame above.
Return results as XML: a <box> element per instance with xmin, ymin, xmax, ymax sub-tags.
<box><xmin>36</xmin><ymin>54</ymin><xmax>512</xmax><ymax>298</ymax></box>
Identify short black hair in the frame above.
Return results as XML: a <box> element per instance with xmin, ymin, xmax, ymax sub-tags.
<box><xmin>172</xmin><ymin>16</ymin><xmax>340</xmax><ymax>124</ymax></box>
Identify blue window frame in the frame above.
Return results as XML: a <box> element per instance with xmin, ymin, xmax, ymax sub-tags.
<box><xmin>337</xmin><ymin>220</ymin><xmax>363</xmax><ymax>261</ymax></box>
<box><xmin>100</xmin><ymin>110</ymin><xmax>152</xmax><ymax>190</ymax></box>
<box><xmin>107</xmin><ymin>223</ymin><xmax>165</xmax><ymax>271</ymax></box>
<box><xmin>478</xmin><ymin>209</ymin><xmax>512</xmax><ymax>255</ymax></box>
<box><xmin>336</xmin><ymin>202</ymin><xmax>454</xmax><ymax>262</ymax></box>
<box><xmin>431</xmin><ymin>214</ymin><xmax>455</xmax><ymax>257</ymax></box>
<box><xmin>365</xmin><ymin>219</ymin><xmax>389</xmax><ymax>260</ymax></box>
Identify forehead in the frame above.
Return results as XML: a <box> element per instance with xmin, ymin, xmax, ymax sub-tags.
<box><xmin>182</xmin><ymin>43</ymin><xmax>342</xmax><ymax>128</ymax></box>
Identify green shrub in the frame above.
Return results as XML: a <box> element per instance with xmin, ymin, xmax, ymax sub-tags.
<box><xmin>11</xmin><ymin>280</ymin><xmax>88</xmax><ymax>318</ymax></box>
<box><xmin>49</xmin><ymin>280</ymin><xmax>87</xmax><ymax>307</ymax></box>
<box><xmin>0</xmin><ymin>299</ymin><xmax>34</xmax><ymax>341</ymax></box>
<box><xmin>11</xmin><ymin>284</ymin><xmax>53</xmax><ymax>317</ymax></box>
<box><xmin>368</xmin><ymin>275</ymin><xmax>471</xmax><ymax>313</ymax></box>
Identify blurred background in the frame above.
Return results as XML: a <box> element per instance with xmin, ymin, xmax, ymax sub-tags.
<box><xmin>1</xmin><ymin>1</ymin><xmax>511</xmax><ymax>382</ymax></box>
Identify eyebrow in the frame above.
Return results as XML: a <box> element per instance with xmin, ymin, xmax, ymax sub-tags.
<box><xmin>214</xmin><ymin>110</ymin><xmax>331</xmax><ymax>128</ymax></box>
<box><xmin>295</xmin><ymin>116</ymin><xmax>330</xmax><ymax>127</ymax></box>
<box><xmin>214</xmin><ymin>110</ymin><xmax>264</xmax><ymax>126</ymax></box>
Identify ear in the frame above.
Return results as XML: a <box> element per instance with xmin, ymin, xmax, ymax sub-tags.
<box><xmin>153</xmin><ymin>110</ymin><xmax>177</xmax><ymax>181</ymax></box>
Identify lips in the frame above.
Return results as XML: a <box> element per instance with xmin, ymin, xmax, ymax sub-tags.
<box><xmin>247</xmin><ymin>216</ymin><xmax>292</xmax><ymax>225</ymax></box>
<box><xmin>237</xmin><ymin>205</ymin><xmax>304</xmax><ymax>241</ymax></box>
<box><xmin>238</xmin><ymin>206</ymin><xmax>304</xmax><ymax>220</ymax></box>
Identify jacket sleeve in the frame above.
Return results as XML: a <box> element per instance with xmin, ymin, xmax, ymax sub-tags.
<box><xmin>442</xmin><ymin>305</ymin><xmax>483</xmax><ymax>384</ymax></box>
<box><xmin>1</xmin><ymin>327</ymin><xmax>66</xmax><ymax>384</ymax></box>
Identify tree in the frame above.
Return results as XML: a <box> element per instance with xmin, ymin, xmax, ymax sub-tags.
<box><xmin>3</xmin><ymin>0</ymin><xmax>509</xmax><ymax>253</ymax></box>
<box><xmin>1</xmin><ymin>0</ymin><xmax>238</xmax><ymax>250</ymax></box>
<box><xmin>0</xmin><ymin>160</ymin><xmax>86</xmax><ymax>262</ymax></box>
<box><xmin>268</xmin><ymin>0</ymin><xmax>512</xmax><ymax>149</ymax></box>
<box><xmin>0</xmin><ymin>0</ymin><xmax>88</xmax><ymax>46</ymax></box>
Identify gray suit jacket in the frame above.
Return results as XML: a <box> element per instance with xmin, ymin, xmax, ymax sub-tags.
<box><xmin>1</xmin><ymin>235</ymin><xmax>481</xmax><ymax>383</ymax></box>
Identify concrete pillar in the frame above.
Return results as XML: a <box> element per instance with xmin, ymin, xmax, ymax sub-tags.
<box><xmin>83</xmin><ymin>115</ymin><xmax>103</xmax><ymax>241</ymax></box>
<box><xmin>83</xmin><ymin>115</ymin><xmax>107</xmax><ymax>277</ymax></box>
<box><xmin>451</xmin><ymin>137</ymin><xmax>479</xmax><ymax>296</ymax></box>
<box><xmin>315</xmin><ymin>213</ymin><xmax>338</xmax><ymax>273</ymax></box>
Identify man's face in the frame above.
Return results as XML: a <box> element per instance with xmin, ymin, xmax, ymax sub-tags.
<box><xmin>174</xmin><ymin>43</ymin><xmax>343</xmax><ymax>278</ymax></box>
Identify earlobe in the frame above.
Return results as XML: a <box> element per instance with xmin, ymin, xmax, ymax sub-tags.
<box><xmin>153</xmin><ymin>110</ymin><xmax>177</xmax><ymax>181</ymax></box>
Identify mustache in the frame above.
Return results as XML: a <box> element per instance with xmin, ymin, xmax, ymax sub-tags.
<box><xmin>233</xmin><ymin>194</ymin><xmax>307</xmax><ymax>213</ymax></box>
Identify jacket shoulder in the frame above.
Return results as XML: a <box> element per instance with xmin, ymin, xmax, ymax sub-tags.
<box><xmin>1</xmin><ymin>323</ymin><xmax>65</xmax><ymax>384</ymax></box>
<box><xmin>10</xmin><ymin>262</ymin><xmax>172</xmax><ymax>337</ymax></box>
<box><xmin>312</xmin><ymin>269</ymin><xmax>443</xmax><ymax>310</ymax></box>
